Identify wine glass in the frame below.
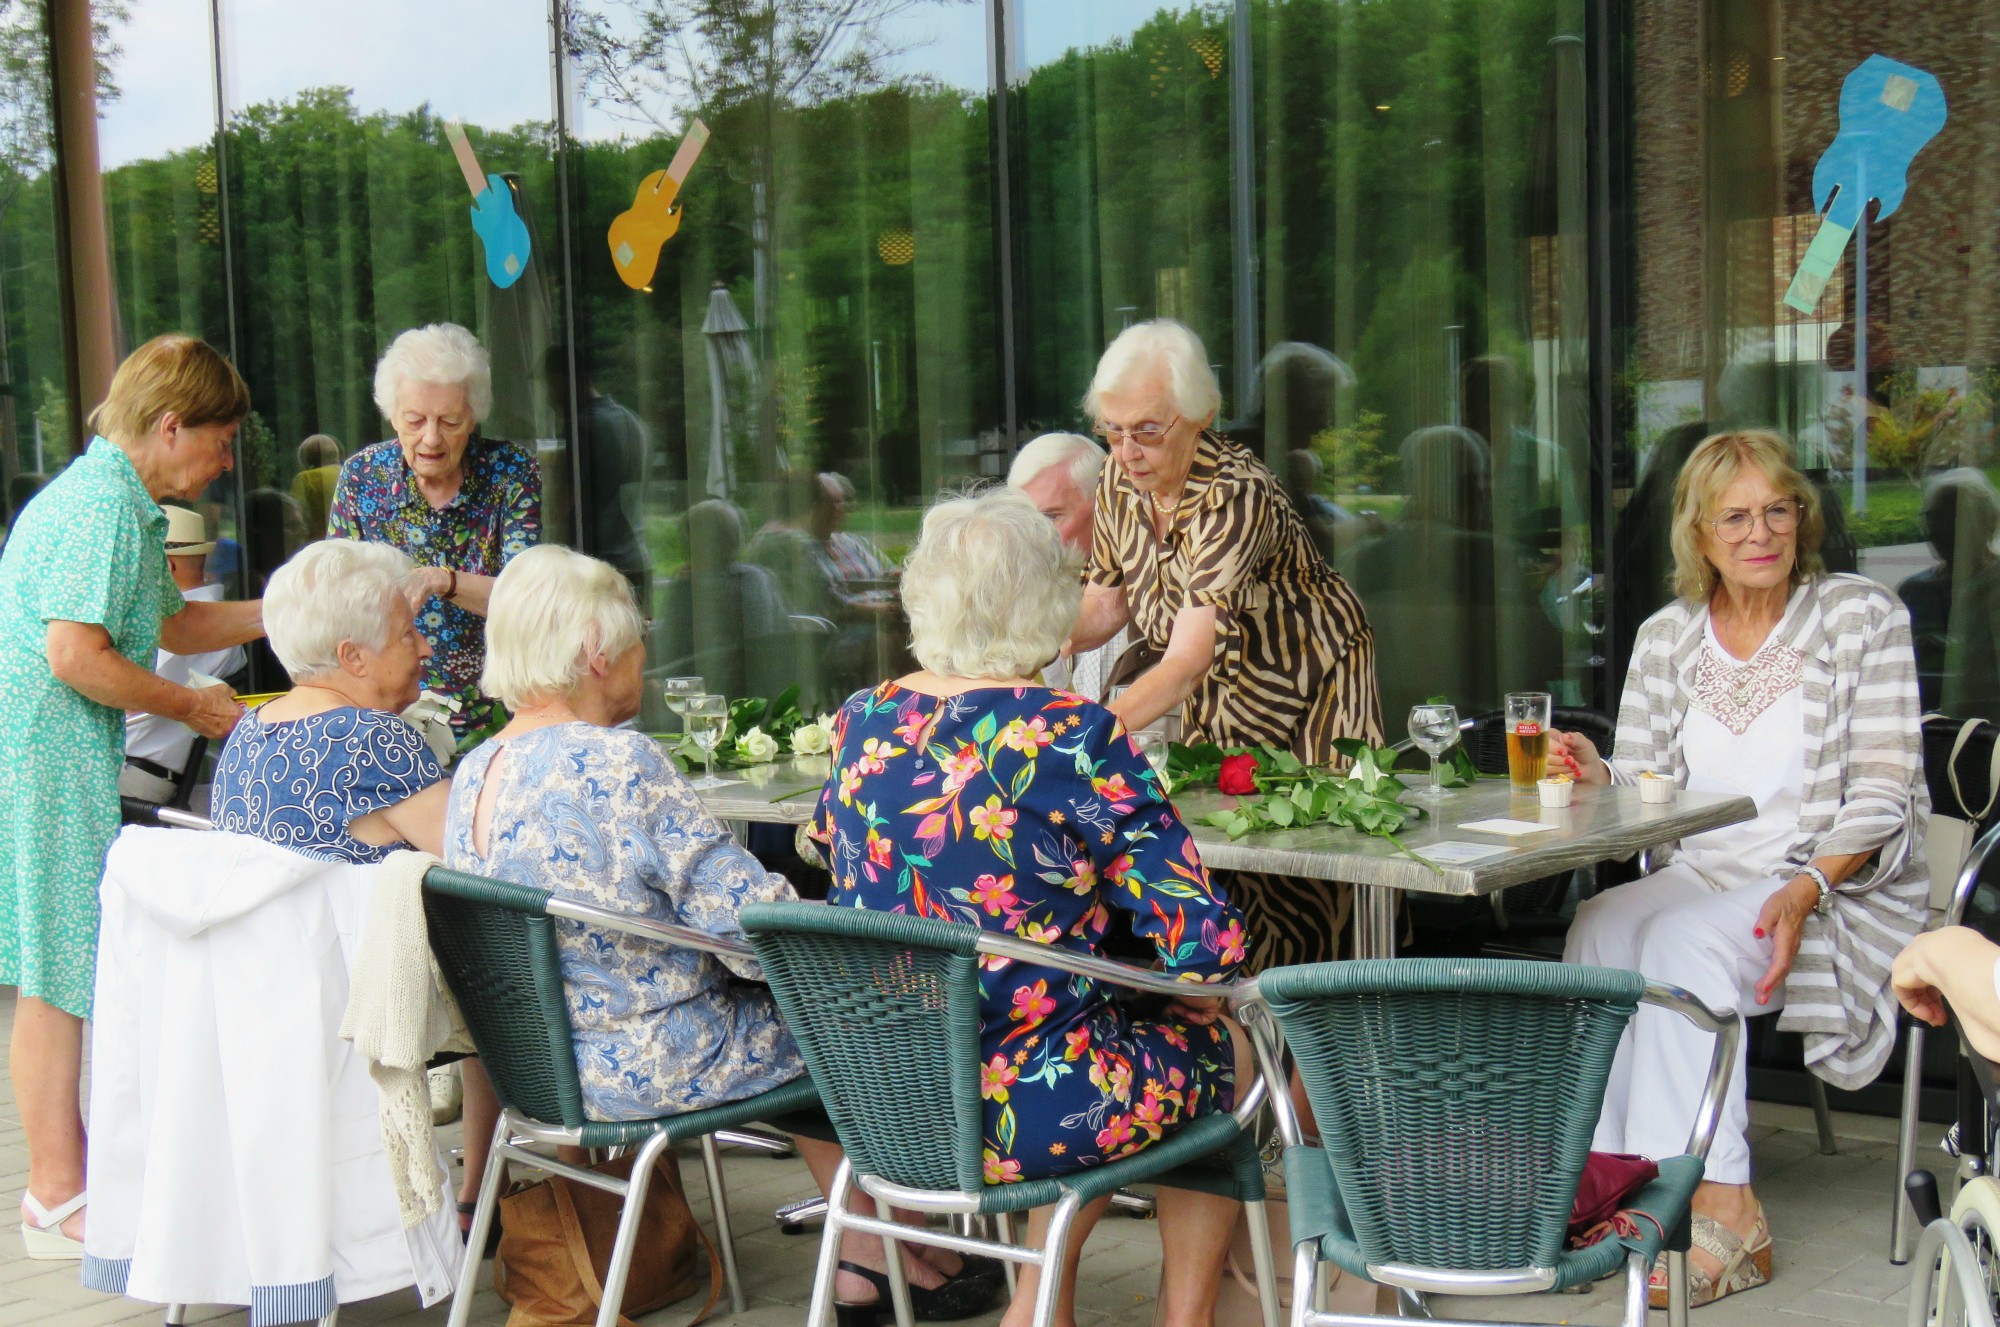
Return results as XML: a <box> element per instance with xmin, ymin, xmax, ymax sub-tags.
<box><xmin>1130</xmin><ymin>729</ymin><xmax>1171</xmax><ymax>788</ymax></box>
<box><xmin>1406</xmin><ymin>703</ymin><xmax>1461</xmax><ymax>803</ymax></box>
<box><xmin>660</xmin><ymin>676</ymin><xmax>704</xmax><ymax>728</ymax></box>
<box><xmin>685</xmin><ymin>693</ymin><xmax>730</xmax><ymax>790</ymax></box>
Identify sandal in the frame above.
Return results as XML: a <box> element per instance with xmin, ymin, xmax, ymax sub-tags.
<box><xmin>20</xmin><ymin>1190</ymin><xmax>86</xmax><ymax>1261</ymax></box>
<box><xmin>1647</xmin><ymin>1204</ymin><xmax>1770</xmax><ymax>1308</ymax></box>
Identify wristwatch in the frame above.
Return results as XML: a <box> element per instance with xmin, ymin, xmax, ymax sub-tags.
<box><xmin>1798</xmin><ymin>864</ymin><xmax>1835</xmax><ymax>915</ymax></box>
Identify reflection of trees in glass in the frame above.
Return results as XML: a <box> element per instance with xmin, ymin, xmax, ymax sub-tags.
<box><xmin>0</xmin><ymin>1</ymin><xmax>122</xmax><ymax>486</ymax></box>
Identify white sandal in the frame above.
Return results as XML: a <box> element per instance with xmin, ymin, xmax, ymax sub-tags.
<box><xmin>20</xmin><ymin>1190</ymin><xmax>86</xmax><ymax>1260</ymax></box>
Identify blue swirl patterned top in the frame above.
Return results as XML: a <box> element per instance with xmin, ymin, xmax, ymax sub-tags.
<box><xmin>212</xmin><ymin>706</ymin><xmax>444</xmax><ymax>864</ymax></box>
<box><xmin>444</xmin><ymin>723</ymin><xmax>806</xmax><ymax>1120</ymax></box>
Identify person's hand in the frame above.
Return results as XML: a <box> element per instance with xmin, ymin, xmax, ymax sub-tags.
<box><xmin>406</xmin><ymin>566</ymin><xmax>454</xmax><ymax>610</ymax></box>
<box><xmin>1166</xmin><ymin>993</ymin><xmax>1225</xmax><ymax>1026</ymax></box>
<box><xmin>179</xmin><ymin>682</ymin><xmax>245</xmax><ymax>740</ymax></box>
<box><xmin>1547</xmin><ymin>729</ymin><xmax>1609</xmax><ymax>784</ymax></box>
<box><xmin>1892</xmin><ymin>933</ymin><xmax>1950</xmax><ymax>1029</ymax></box>
<box><xmin>1753</xmin><ymin>876</ymin><xmax>1821</xmax><ymax>1005</ymax></box>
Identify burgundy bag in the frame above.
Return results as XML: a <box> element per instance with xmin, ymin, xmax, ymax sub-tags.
<box><xmin>1567</xmin><ymin>1151</ymin><xmax>1660</xmax><ymax>1246</ymax></box>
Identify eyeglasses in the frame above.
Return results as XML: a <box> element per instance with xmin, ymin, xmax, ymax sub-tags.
<box><xmin>1708</xmin><ymin>500</ymin><xmax>1801</xmax><ymax>544</ymax></box>
<box><xmin>1092</xmin><ymin>415</ymin><xmax>1181</xmax><ymax>447</ymax></box>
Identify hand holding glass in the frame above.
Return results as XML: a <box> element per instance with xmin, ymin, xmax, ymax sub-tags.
<box><xmin>1406</xmin><ymin>704</ymin><xmax>1460</xmax><ymax>802</ymax></box>
<box><xmin>685</xmin><ymin>693</ymin><xmax>730</xmax><ymax>790</ymax></box>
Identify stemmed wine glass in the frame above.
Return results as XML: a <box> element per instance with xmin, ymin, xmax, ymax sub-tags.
<box><xmin>660</xmin><ymin>676</ymin><xmax>703</xmax><ymax>730</ymax></box>
<box><xmin>1130</xmin><ymin>729</ymin><xmax>1171</xmax><ymax>789</ymax></box>
<box><xmin>1406</xmin><ymin>703</ymin><xmax>1461</xmax><ymax>803</ymax></box>
<box><xmin>685</xmin><ymin>693</ymin><xmax>730</xmax><ymax>790</ymax></box>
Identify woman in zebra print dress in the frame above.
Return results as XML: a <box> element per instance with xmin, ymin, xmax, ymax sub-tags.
<box><xmin>1066</xmin><ymin>319</ymin><xmax>1384</xmax><ymax>969</ymax></box>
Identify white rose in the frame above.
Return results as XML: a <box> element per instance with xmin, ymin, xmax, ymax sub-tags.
<box><xmin>790</xmin><ymin>721</ymin><xmax>832</xmax><ymax>756</ymax></box>
<box><xmin>737</xmin><ymin>725</ymin><xmax>780</xmax><ymax>763</ymax></box>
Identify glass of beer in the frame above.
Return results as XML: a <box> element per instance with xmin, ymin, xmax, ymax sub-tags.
<box><xmin>1505</xmin><ymin>692</ymin><xmax>1552</xmax><ymax>789</ymax></box>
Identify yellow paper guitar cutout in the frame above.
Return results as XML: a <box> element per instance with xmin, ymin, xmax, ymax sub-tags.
<box><xmin>608</xmin><ymin>119</ymin><xmax>710</xmax><ymax>291</ymax></box>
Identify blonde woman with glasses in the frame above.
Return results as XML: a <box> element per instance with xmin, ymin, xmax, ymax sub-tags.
<box><xmin>1551</xmin><ymin>430</ymin><xmax>1927</xmax><ymax>1308</ymax></box>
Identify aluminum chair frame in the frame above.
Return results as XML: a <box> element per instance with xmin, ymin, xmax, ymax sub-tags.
<box><xmin>793</xmin><ymin>929</ymin><xmax>1280</xmax><ymax>1327</ymax></box>
<box><xmin>1232</xmin><ymin>975</ymin><xmax>1739</xmax><ymax>1327</ymax></box>
<box><xmin>446</xmin><ymin>892</ymin><xmax>799</xmax><ymax>1327</ymax></box>
<box><xmin>1891</xmin><ymin>820</ymin><xmax>2000</xmax><ymax>1263</ymax></box>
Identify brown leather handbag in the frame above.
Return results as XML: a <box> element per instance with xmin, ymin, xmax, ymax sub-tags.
<box><xmin>493</xmin><ymin>1150</ymin><xmax>723</xmax><ymax>1327</ymax></box>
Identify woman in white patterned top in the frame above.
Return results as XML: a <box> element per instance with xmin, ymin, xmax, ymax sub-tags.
<box><xmin>1552</xmin><ymin>430</ymin><xmax>1926</xmax><ymax>1309</ymax></box>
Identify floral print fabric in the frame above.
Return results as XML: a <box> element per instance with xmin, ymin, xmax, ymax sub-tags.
<box><xmin>327</xmin><ymin>437</ymin><xmax>541</xmax><ymax>709</ymax></box>
<box><xmin>0</xmin><ymin>437</ymin><xmax>185</xmax><ymax>1016</ymax></box>
<box><xmin>446</xmin><ymin>723</ymin><xmax>806</xmax><ymax>1120</ymax></box>
<box><xmin>211</xmin><ymin>706</ymin><xmax>444</xmax><ymax>864</ymax></box>
<box><xmin>810</xmin><ymin>683</ymin><xmax>1247</xmax><ymax>1182</ymax></box>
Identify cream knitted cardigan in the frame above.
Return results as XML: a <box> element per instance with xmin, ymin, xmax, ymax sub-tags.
<box><xmin>340</xmin><ymin>849</ymin><xmax>476</xmax><ymax>1227</ymax></box>
<box><xmin>1606</xmin><ymin>574</ymin><xmax>1930</xmax><ymax>1091</ymax></box>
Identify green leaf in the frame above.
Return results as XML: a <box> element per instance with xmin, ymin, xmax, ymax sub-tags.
<box><xmin>1267</xmin><ymin>798</ymin><xmax>1295</xmax><ymax>827</ymax></box>
<box><xmin>996</xmin><ymin>1104</ymin><xmax>1017</xmax><ymax>1152</ymax></box>
<box><xmin>972</xmin><ymin>713</ymin><xmax>998</xmax><ymax>746</ymax></box>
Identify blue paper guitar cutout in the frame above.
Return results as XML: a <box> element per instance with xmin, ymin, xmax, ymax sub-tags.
<box><xmin>445</xmin><ymin>121</ymin><xmax>532</xmax><ymax>289</ymax></box>
<box><xmin>1784</xmin><ymin>54</ymin><xmax>1946</xmax><ymax>314</ymax></box>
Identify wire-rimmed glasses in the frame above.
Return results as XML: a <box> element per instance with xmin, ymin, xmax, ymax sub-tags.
<box><xmin>1707</xmin><ymin>499</ymin><xmax>1800</xmax><ymax>544</ymax></box>
<box><xmin>1406</xmin><ymin>703</ymin><xmax>1460</xmax><ymax>803</ymax></box>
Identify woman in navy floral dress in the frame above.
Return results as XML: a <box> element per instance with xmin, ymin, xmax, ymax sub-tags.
<box><xmin>809</xmin><ymin>487</ymin><xmax>1250</xmax><ymax>1327</ymax></box>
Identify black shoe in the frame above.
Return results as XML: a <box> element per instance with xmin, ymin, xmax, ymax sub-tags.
<box><xmin>834</xmin><ymin>1259</ymin><xmax>1002</xmax><ymax>1324</ymax></box>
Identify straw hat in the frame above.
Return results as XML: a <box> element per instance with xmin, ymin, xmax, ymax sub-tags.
<box><xmin>163</xmin><ymin>505</ymin><xmax>215</xmax><ymax>558</ymax></box>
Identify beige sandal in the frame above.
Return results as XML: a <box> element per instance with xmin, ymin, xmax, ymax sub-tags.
<box><xmin>1647</xmin><ymin>1204</ymin><xmax>1770</xmax><ymax>1308</ymax></box>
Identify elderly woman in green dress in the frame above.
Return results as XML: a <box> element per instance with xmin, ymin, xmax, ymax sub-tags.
<box><xmin>0</xmin><ymin>335</ymin><xmax>266</xmax><ymax>1259</ymax></box>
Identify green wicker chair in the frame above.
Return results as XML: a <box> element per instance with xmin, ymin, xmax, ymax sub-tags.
<box><xmin>738</xmin><ymin>900</ymin><xmax>1280</xmax><ymax>1327</ymax></box>
<box><xmin>423</xmin><ymin>866</ymin><xmax>825</xmax><ymax>1327</ymax></box>
<box><xmin>1236</xmin><ymin>958</ymin><xmax>1740</xmax><ymax>1327</ymax></box>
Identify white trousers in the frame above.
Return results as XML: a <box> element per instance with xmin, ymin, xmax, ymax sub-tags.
<box><xmin>1563</xmin><ymin>863</ymin><xmax>1785</xmax><ymax>1184</ymax></box>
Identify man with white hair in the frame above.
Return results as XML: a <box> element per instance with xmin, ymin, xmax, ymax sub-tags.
<box><xmin>1007</xmin><ymin>432</ymin><xmax>1131</xmax><ymax>700</ymax></box>
<box><xmin>119</xmin><ymin>507</ymin><xmax>248</xmax><ymax>803</ymax></box>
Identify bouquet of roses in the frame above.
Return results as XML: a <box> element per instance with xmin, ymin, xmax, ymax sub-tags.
<box><xmin>1164</xmin><ymin>738</ymin><xmax>1464</xmax><ymax>848</ymax></box>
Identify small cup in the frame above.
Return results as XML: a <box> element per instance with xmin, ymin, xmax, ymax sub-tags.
<box><xmin>1638</xmin><ymin>774</ymin><xmax>1675</xmax><ymax>805</ymax></box>
<box><xmin>1537</xmin><ymin>776</ymin><xmax>1573</xmax><ymax>808</ymax></box>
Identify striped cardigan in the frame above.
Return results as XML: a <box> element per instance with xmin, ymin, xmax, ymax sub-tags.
<box><xmin>1607</xmin><ymin>573</ymin><xmax>1930</xmax><ymax>1091</ymax></box>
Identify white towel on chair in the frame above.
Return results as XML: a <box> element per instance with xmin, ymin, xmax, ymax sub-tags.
<box><xmin>340</xmin><ymin>848</ymin><xmax>475</xmax><ymax>1227</ymax></box>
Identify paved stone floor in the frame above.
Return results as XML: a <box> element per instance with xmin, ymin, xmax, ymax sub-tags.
<box><xmin>0</xmin><ymin>988</ymin><xmax>1946</xmax><ymax>1325</ymax></box>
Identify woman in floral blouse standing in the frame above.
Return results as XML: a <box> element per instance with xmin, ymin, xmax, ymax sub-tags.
<box><xmin>811</xmin><ymin>486</ymin><xmax>1251</xmax><ymax>1327</ymax></box>
<box><xmin>328</xmin><ymin>323</ymin><xmax>539</xmax><ymax>728</ymax></box>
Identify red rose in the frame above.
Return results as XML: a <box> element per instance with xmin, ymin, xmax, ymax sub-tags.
<box><xmin>1217</xmin><ymin>753</ymin><xmax>1261</xmax><ymax>796</ymax></box>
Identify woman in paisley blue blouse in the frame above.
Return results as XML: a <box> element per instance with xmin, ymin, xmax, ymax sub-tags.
<box><xmin>212</xmin><ymin>538</ymin><xmax>447</xmax><ymax>859</ymax></box>
<box><xmin>449</xmin><ymin>545</ymin><xmax>998</xmax><ymax>1319</ymax></box>
<box><xmin>809</xmin><ymin>487</ymin><xmax>1251</xmax><ymax>1327</ymax></box>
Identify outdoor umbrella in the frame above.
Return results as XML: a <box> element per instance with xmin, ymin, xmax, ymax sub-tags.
<box><xmin>700</xmin><ymin>282</ymin><xmax>761</xmax><ymax>498</ymax></box>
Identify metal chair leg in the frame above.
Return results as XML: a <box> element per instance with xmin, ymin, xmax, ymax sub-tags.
<box><xmin>1242</xmin><ymin>1199</ymin><xmax>1281</xmax><ymax>1327</ymax></box>
<box><xmin>700</xmin><ymin>1133</ymin><xmax>748</xmax><ymax>1314</ymax></box>
<box><xmin>1666</xmin><ymin>1248</ymin><xmax>1690</xmax><ymax>1327</ymax></box>
<box><xmin>988</xmin><ymin>1212</ymin><xmax>1017</xmax><ymax>1297</ymax></box>
<box><xmin>780</xmin><ymin>1193</ymin><xmax>830</xmax><ymax>1232</ymax></box>
<box><xmin>1029</xmin><ymin>1193</ymin><xmax>1083</xmax><ymax>1327</ymax></box>
<box><xmin>806</xmin><ymin>1160</ymin><xmax>853</xmax><ymax>1327</ymax></box>
<box><xmin>315</xmin><ymin>1311</ymin><xmax>339</xmax><ymax>1327</ymax></box>
<box><xmin>1293</xmin><ymin>1242</ymin><xmax>1320</xmax><ymax>1327</ymax></box>
<box><xmin>1809</xmin><ymin>1073</ymin><xmax>1838</xmax><ymax>1156</ymax></box>
<box><xmin>878</xmin><ymin>1201</ymin><xmax>916</xmax><ymax>1327</ymax></box>
<box><xmin>595</xmin><ymin>1130</ymin><xmax>675</xmax><ymax>1327</ymax></box>
<box><xmin>448</xmin><ymin>1112</ymin><xmax>514</xmax><ymax>1327</ymax></box>
<box><xmin>1892</xmin><ymin>1020</ymin><xmax>1928</xmax><ymax>1264</ymax></box>
<box><xmin>163</xmin><ymin>1308</ymin><xmax>189</xmax><ymax>1326</ymax></box>
<box><xmin>1623</xmin><ymin>1249</ymin><xmax>1653</xmax><ymax>1327</ymax></box>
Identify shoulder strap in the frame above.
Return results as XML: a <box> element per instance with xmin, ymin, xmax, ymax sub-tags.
<box><xmin>1946</xmin><ymin>719</ymin><xmax>2000</xmax><ymax>823</ymax></box>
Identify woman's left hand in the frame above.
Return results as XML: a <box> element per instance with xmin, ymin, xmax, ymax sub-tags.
<box><xmin>1752</xmin><ymin>876</ymin><xmax>1821</xmax><ymax>1005</ymax></box>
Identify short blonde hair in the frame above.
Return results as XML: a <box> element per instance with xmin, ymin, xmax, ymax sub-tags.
<box><xmin>264</xmin><ymin>539</ymin><xmax>415</xmax><ymax>681</ymax></box>
<box><xmin>1670</xmin><ymin>430</ymin><xmax>1825</xmax><ymax>600</ymax></box>
<box><xmin>902</xmin><ymin>486</ymin><xmax>1081</xmax><ymax>680</ymax></box>
<box><xmin>482</xmin><ymin>546</ymin><xmax>645</xmax><ymax>708</ymax></box>
<box><xmin>373</xmin><ymin>323</ymin><xmax>492</xmax><ymax>425</ymax></box>
<box><xmin>89</xmin><ymin>334</ymin><xmax>251</xmax><ymax>442</ymax></box>
<box><xmin>1083</xmin><ymin>319</ymin><xmax>1222</xmax><ymax>426</ymax></box>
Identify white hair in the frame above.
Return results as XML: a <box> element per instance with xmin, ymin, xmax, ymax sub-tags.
<box><xmin>263</xmin><ymin>539</ymin><xmax>416</xmax><ymax>682</ymax></box>
<box><xmin>902</xmin><ymin>487</ymin><xmax>1081</xmax><ymax>680</ymax></box>
<box><xmin>372</xmin><ymin>323</ymin><xmax>493</xmax><ymax>424</ymax></box>
<box><xmin>482</xmin><ymin>546</ymin><xmax>645</xmax><ymax>708</ymax></box>
<box><xmin>1083</xmin><ymin>319</ymin><xmax>1222</xmax><ymax>426</ymax></box>
<box><xmin>1008</xmin><ymin>432</ymin><xmax>1104</xmax><ymax>495</ymax></box>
